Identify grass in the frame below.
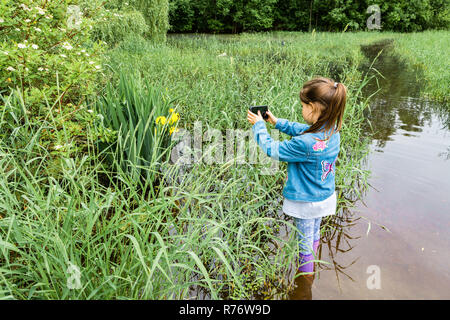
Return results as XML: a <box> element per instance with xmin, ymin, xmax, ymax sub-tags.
<box><xmin>391</xmin><ymin>30</ymin><xmax>450</xmax><ymax>103</ymax></box>
<box><xmin>1</xmin><ymin>30</ymin><xmax>448</xmax><ymax>299</ymax></box>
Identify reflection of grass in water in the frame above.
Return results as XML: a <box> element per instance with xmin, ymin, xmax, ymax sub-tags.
<box><xmin>359</xmin><ymin>36</ymin><xmax>450</xmax><ymax>151</ymax></box>
<box><xmin>321</xmin><ymin>208</ymin><xmax>362</xmax><ymax>286</ymax></box>
<box><xmin>359</xmin><ymin>31</ymin><xmax>450</xmax><ymax>103</ymax></box>
<box><xmin>438</xmin><ymin>146</ymin><xmax>450</xmax><ymax>161</ymax></box>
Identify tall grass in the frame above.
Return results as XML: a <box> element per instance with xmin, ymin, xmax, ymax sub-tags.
<box><xmin>0</xmin><ymin>89</ymin><xmax>299</xmax><ymax>299</ymax></box>
<box><xmin>94</xmin><ymin>72</ymin><xmax>177</xmax><ymax>184</ymax></box>
<box><xmin>392</xmin><ymin>30</ymin><xmax>450</xmax><ymax>103</ymax></box>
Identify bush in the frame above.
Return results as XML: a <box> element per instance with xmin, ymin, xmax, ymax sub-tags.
<box><xmin>168</xmin><ymin>0</ymin><xmax>194</xmax><ymax>32</ymax></box>
<box><xmin>168</xmin><ymin>0</ymin><xmax>277</xmax><ymax>33</ymax></box>
<box><xmin>90</xmin><ymin>9</ymin><xmax>149</xmax><ymax>47</ymax></box>
<box><xmin>106</xmin><ymin>0</ymin><xmax>170</xmax><ymax>43</ymax></box>
<box><xmin>134</xmin><ymin>0</ymin><xmax>170</xmax><ymax>42</ymax></box>
<box><xmin>0</xmin><ymin>0</ymin><xmax>104</xmax><ymax>108</ymax></box>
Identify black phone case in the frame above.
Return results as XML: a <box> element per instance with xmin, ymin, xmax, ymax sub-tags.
<box><xmin>249</xmin><ymin>106</ymin><xmax>269</xmax><ymax>119</ymax></box>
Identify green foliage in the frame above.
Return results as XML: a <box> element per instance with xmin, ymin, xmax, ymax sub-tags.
<box><xmin>115</xmin><ymin>33</ymin><xmax>152</xmax><ymax>55</ymax></box>
<box><xmin>232</xmin><ymin>0</ymin><xmax>277</xmax><ymax>32</ymax></box>
<box><xmin>0</xmin><ymin>0</ymin><xmax>108</xmax><ymax>180</ymax></box>
<box><xmin>94</xmin><ymin>72</ymin><xmax>180</xmax><ymax>182</ymax></box>
<box><xmin>392</xmin><ymin>30</ymin><xmax>450</xmax><ymax>101</ymax></box>
<box><xmin>0</xmin><ymin>0</ymin><xmax>104</xmax><ymax>108</ymax></box>
<box><xmin>168</xmin><ymin>0</ymin><xmax>277</xmax><ymax>33</ymax></box>
<box><xmin>0</xmin><ymin>88</ymin><xmax>106</xmax><ymax>181</ymax></box>
<box><xmin>107</xmin><ymin>0</ymin><xmax>170</xmax><ymax>42</ymax></box>
<box><xmin>90</xmin><ymin>9</ymin><xmax>148</xmax><ymax>47</ymax></box>
<box><xmin>168</xmin><ymin>0</ymin><xmax>194</xmax><ymax>32</ymax></box>
<box><xmin>168</xmin><ymin>0</ymin><xmax>450</xmax><ymax>33</ymax></box>
<box><xmin>134</xmin><ymin>0</ymin><xmax>170</xmax><ymax>42</ymax></box>
<box><xmin>272</xmin><ymin>0</ymin><xmax>310</xmax><ymax>31</ymax></box>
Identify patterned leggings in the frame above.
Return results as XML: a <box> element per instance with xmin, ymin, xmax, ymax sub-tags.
<box><xmin>294</xmin><ymin>217</ymin><xmax>322</xmax><ymax>273</ymax></box>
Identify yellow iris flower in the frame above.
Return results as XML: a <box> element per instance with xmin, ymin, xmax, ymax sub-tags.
<box><xmin>155</xmin><ymin>116</ymin><xmax>167</xmax><ymax>125</ymax></box>
<box><xmin>169</xmin><ymin>126</ymin><xmax>179</xmax><ymax>135</ymax></box>
<box><xmin>155</xmin><ymin>112</ymin><xmax>180</xmax><ymax>136</ymax></box>
<box><xmin>169</xmin><ymin>112</ymin><xmax>180</xmax><ymax>125</ymax></box>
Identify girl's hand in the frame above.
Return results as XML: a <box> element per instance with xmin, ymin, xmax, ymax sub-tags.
<box><xmin>247</xmin><ymin>109</ymin><xmax>264</xmax><ymax>125</ymax></box>
<box><xmin>266</xmin><ymin>110</ymin><xmax>278</xmax><ymax>125</ymax></box>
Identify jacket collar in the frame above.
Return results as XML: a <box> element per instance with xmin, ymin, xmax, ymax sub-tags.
<box><xmin>314</xmin><ymin>124</ymin><xmax>337</xmax><ymax>140</ymax></box>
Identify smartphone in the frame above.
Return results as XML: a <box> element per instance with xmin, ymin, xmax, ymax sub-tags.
<box><xmin>249</xmin><ymin>105</ymin><xmax>269</xmax><ymax>120</ymax></box>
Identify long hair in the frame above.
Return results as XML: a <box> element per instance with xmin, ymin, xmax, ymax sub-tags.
<box><xmin>299</xmin><ymin>77</ymin><xmax>347</xmax><ymax>136</ymax></box>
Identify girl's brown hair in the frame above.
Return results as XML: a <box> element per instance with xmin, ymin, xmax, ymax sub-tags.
<box><xmin>299</xmin><ymin>77</ymin><xmax>347</xmax><ymax>136</ymax></box>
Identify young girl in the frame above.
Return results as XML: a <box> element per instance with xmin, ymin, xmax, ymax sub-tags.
<box><xmin>247</xmin><ymin>77</ymin><xmax>347</xmax><ymax>282</ymax></box>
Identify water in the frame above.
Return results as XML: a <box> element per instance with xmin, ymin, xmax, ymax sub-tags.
<box><xmin>301</xmin><ymin>40</ymin><xmax>450</xmax><ymax>299</ymax></box>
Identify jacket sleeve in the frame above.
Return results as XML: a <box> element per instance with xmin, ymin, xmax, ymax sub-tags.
<box><xmin>252</xmin><ymin>120</ymin><xmax>308</xmax><ymax>163</ymax></box>
<box><xmin>275</xmin><ymin>118</ymin><xmax>310</xmax><ymax>136</ymax></box>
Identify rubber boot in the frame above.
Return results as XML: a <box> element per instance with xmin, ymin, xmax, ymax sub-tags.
<box><xmin>313</xmin><ymin>239</ymin><xmax>320</xmax><ymax>273</ymax></box>
<box><xmin>290</xmin><ymin>273</ymin><xmax>314</xmax><ymax>300</ymax></box>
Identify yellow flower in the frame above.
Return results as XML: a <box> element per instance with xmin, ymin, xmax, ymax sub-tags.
<box><xmin>6</xmin><ymin>78</ymin><xmax>11</xmax><ymax>82</ymax></box>
<box><xmin>169</xmin><ymin>112</ymin><xmax>180</xmax><ymax>125</ymax></box>
<box><xmin>155</xmin><ymin>116</ymin><xmax>167</xmax><ymax>125</ymax></box>
<box><xmin>169</xmin><ymin>108</ymin><xmax>175</xmax><ymax>113</ymax></box>
<box><xmin>169</xmin><ymin>126</ymin><xmax>179</xmax><ymax>135</ymax></box>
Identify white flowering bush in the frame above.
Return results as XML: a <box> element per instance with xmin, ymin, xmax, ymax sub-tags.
<box><xmin>0</xmin><ymin>0</ymin><xmax>105</xmax><ymax>107</ymax></box>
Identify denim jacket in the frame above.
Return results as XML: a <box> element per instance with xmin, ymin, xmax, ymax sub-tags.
<box><xmin>251</xmin><ymin>118</ymin><xmax>340</xmax><ymax>202</ymax></box>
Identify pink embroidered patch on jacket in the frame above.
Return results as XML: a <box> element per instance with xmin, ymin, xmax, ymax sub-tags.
<box><xmin>313</xmin><ymin>140</ymin><xmax>327</xmax><ymax>151</ymax></box>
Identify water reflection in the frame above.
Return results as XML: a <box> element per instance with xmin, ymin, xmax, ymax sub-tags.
<box><xmin>318</xmin><ymin>207</ymin><xmax>362</xmax><ymax>285</ymax></box>
<box><xmin>361</xmin><ymin>45</ymin><xmax>449</xmax><ymax>146</ymax></box>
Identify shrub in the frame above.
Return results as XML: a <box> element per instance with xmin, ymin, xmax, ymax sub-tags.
<box><xmin>128</xmin><ymin>0</ymin><xmax>170</xmax><ymax>42</ymax></box>
<box><xmin>90</xmin><ymin>9</ymin><xmax>149</xmax><ymax>47</ymax></box>
<box><xmin>106</xmin><ymin>0</ymin><xmax>170</xmax><ymax>43</ymax></box>
<box><xmin>0</xmin><ymin>0</ymin><xmax>105</xmax><ymax>108</ymax></box>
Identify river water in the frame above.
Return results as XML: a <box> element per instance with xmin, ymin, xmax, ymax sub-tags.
<box><xmin>295</xmin><ymin>41</ymin><xmax>450</xmax><ymax>299</ymax></box>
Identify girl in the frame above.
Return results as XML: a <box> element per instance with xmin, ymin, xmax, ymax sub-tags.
<box><xmin>247</xmin><ymin>77</ymin><xmax>347</xmax><ymax>288</ymax></box>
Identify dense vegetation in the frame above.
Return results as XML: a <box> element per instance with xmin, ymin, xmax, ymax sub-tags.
<box><xmin>393</xmin><ymin>31</ymin><xmax>450</xmax><ymax>101</ymax></box>
<box><xmin>0</xmin><ymin>0</ymin><xmax>448</xmax><ymax>300</ymax></box>
<box><xmin>169</xmin><ymin>0</ymin><xmax>450</xmax><ymax>33</ymax></box>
